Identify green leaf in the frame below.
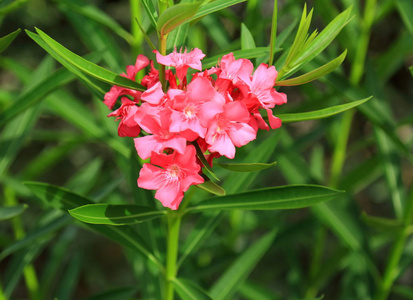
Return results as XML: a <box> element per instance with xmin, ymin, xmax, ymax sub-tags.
<box><xmin>85</xmin><ymin>287</ymin><xmax>139</xmax><ymax>300</ymax></box>
<box><xmin>209</xmin><ymin>230</ymin><xmax>277</xmax><ymax>300</ymax></box>
<box><xmin>139</xmin><ymin>0</ymin><xmax>158</xmax><ymax>29</ymax></box>
<box><xmin>69</xmin><ymin>204</ymin><xmax>166</xmax><ymax>225</ymax></box>
<box><xmin>0</xmin><ymin>29</ymin><xmax>21</xmax><ymax>54</ymax></box>
<box><xmin>277</xmin><ymin>50</ymin><xmax>346</xmax><ymax>85</ymax></box>
<box><xmin>0</xmin><ymin>0</ymin><xmax>28</xmax><ymax>17</ymax></box>
<box><xmin>157</xmin><ymin>2</ymin><xmax>201</xmax><ymax>36</ymax></box>
<box><xmin>202</xmin><ymin>47</ymin><xmax>275</xmax><ymax>69</ymax></box>
<box><xmin>241</xmin><ymin>23</ymin><xmax>256</xmax><ymax>50</ymax></box>
<box><xmin>23</xmin><ymin>182</ymin><xmax>164</xmax><ymax>270</ymax></box>
<box><xmin>196</xmin><ymin>180</ymin><xmax>226</xmax><ymax>196</ymax></box>
<box><xmin>0</xmin><ymin>205</ymin><xmax>27</xmax><ymax>221</ymax></box>
<box><xmin>397</xmin><ymin>0</ymin><xmax>413</xmax><ymax>34</ymax></box>
<box><xmin>172</xmin><ymin>278</ymin><xmax>212</xmax><ymax>300</ymax></box>
<box><xmin>216</xmin><ymin>161</ymin><xmax>277</xmax><ymax>172</ymax></box>
<box><xmin>34</xmin><ymin>28</ymin><xmax>145</xmax><ymax>91</ymax></box>
<box><xmin>361</xmin><ymin>212</ymin><xmax>403</xmax><ymax>232</ymax></box>
<box><xmin>277</xmin><ymin>97</ymin><xmax>371</xmax><ymax>124</ymax></box>
<box><xmin>188</xmin><ymin>0</ymin><xmax>246</xmax><ymax>24</ymax></box>
<box><xmin>187</xmin><ymin>185</ymin><xmax>343</xmax><ymax>212</ymax></box>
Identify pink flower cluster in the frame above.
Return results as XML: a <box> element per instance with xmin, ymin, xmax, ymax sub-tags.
<box><xmin>104</xmin><ymin>48</ymin><xmax>287</xmax><ymax>210</ymax></box>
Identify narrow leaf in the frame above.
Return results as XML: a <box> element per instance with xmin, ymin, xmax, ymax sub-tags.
<box><xmin>69</xmin><ymin>204</ymin><xmax>166</xmax><ymax>225</ymax></box>
<box><xmin>277</xmin><ymin>50</ymin><xmax>347</xmax><ymax>86</ymax></box>
<box><xmin>0</xmin><ymin>205</ymin><xmax>27</xmax><ymax>221</ymax></box>
<box><xmin>0</xmin><ymin>29</ymin><xmax>21</xmax><ymax>54</ymax></box>
<box><xmin>196</xmin><ymin>180</ymin><xmax>226</xmax><ymax>196</ymax></box>
<box><xmin>188</xmin><ymin>0</ymin><xmax>246</xmax><ymax>24</ymax></box>
<box><xmin>172</xmin><ymin>278</ymin><xmax>212</xmax><ymax>300</ymax></box>
<box><xmin>216</xmin><ymin>162</ymin><xmax>277</xmax><ymax>172</ymax></box>
<box><xmin>277</xmin><ymin>97</ymin><xmax>371</xmax><ymax>124</ymax></box>
<box><xmin>34</xmin><ymin>28</ymin><xmax>145</xmax><ymax>91</ymax></box>
<box><xmin>157</xmin><ymin>2</ymin><xmax>201</xmax><ymax>36</ymax></box>
<box><xmin>361</xmin><ymin>213</ymin><xmax>403</xmax><ymax>232</ymax></box>
<box><xmin>139</xmin><ymin>0</ymin><xmax>158</xmax><ymax>29</ymax></box>
<box><xmin>397</xmin><ymin>0</ymin><xmax>413</xmax><ymax>34</ymax></box>
<box><xmin>188</xmin><ymin>185</ymin><xmax>343</xmax><ymax>212</ymax></box>
<box><xmin>209</xmin><ymin>230</ymin><xmax>277</xmax><ymax>300</ymax></box>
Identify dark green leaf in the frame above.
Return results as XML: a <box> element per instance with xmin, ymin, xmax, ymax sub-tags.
<box><xmin>188</xmin><ymin>185</ymin><xmax>343</xmax><ymax>212</ymax></box>
<box><xmin>278</xmin><ymin>97</ymin><xmax>371</xmax><ymax>124</ymax></box>
<box><xmin>216</xmin><ymin>162</ymin><xmax>277</xmax><ymax>172</ymax></box>
<box><xmin>157</xmin><ymin>2</ymin><xmax>201</xmax><ymax>36</ymax></box>
<box><xmin>172</xmin><ymin>278</ymin><xmax>212</xmax><ymax>300</ymax></box>
<box><xmin>0</xmin><ymin>205</ymin><xmax>27</xmax><ymax>221</ymax></box>
<box><xmin>397</xmin><ymin>0</ymin><xmax>413</xmax><ymax>34</ymax></box>
<box><xmin>0</xmin><ymin>29</ymin><xmax>21</xmax><ymax>54</ymax></box>
<box><xmin>85</xmin><ymin>287</ymin><xmax>139</xmax><ymax>300</ymax></box>
<box><xmin>361</xmin><ymin>213</ymin><xmax>403</xmax><ymax>232</ymax></box>
<box><xmin>34</xmin><ymin>28</ymin><xmax>145</xmax><ymax>91</ymax></box>
<box><xmin>69</xmin><ymin>204</ymin><xmax>166</xmax><ymax>225</ymax></box>
<box><xmin>209</xmin><ymin>230</ymin><xmax>277</xmax><ymax>300</ymax></box>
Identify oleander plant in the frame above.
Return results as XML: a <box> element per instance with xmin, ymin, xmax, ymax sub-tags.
<box><xmin>0</xmin><ymin>0</ymin><xmax>412</xmax><ymax>299</ymax></box>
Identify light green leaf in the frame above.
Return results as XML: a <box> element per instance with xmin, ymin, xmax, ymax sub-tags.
<box><xmin>278</xmin><ymin>97</ymin><xmax>371</xmax><ymax>124</ymax></box>
<box><xmin>172</xmin><ymin>278</ymin><xmax>212</xmax><ymax>300</ymax></box>
<box><xmin>188</xmin><ymin>0</ymin><xmax>246</xmax><ymax>24</ymax></box>
<box><xmin>202</xmin><ymin>47</ymin><xmax>275</xmax><ymax>69</ymax></box>
<box><xmin>397</xmin><ymin>0</ymin><xmax>413</xmax><ymax>34</ymax></box>
<box><xmin>34</xmin><ymin>28</ymin><xmax>145</xmax><ymax>91</ymax></box>
<box><xmin>0</xmin><ymin>29</ymin><xmax>21</xmax><ymax>54</ymax></box>
<box><xmin>216</xmin><ymin>162</ymin><xmax>277</xmax><ymax>172</ymax></box>
<box><xmin>196</xmin><ymin>180</ymin><xmax>226</xmax><ymax>196</ymax></box>
<box><xmin>187</xmin><ymin>185</ymin><xmax>343</xmax><ymax>212</ymax></box>
<box><xmin>24</xmin><ymin>182</ymin><xmax>163</xmax><ymax>270</ymax></box>
<box><xmin>157</xmin><ymin>2</ymin><xmax>201</xmax><ymax>36</ymax></box>
<box><xmin>277</xmin><ymin>50</ymin><xmax>346</xmax><ymax>86</ymax></box>
<box><xmin>241</xmin><ymin>23</ymin><xmax>256</xmax><ymax>50</ymax></box>
<box><xmin>209</xmin><ymin>230</ymin><xmax>277</xmax><ymax>300</ymax></box>
<box><xmin>0</xmin><ymin>205</ymin><xmax>27</xmax><ymax>221</ymax></box>
<box><xmin>69</xmin><ymin>204</ymin><xmax>166</xmax><ymax>225</ymax></box>
<box><xmin>410</xmin><ymin>66</ymin><xmax>413</xmax><ymax>76</ymax></box>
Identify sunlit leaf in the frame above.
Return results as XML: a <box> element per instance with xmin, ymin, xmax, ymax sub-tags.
<box><xmin>69</xmin><ymin>204</ymin><xmax>166</xmax><ymax>225</ymax></box>
<box><xmin>196</xmin><ymin>180</ymin><xmax>226</xmax><ymax>196</ymax></box>
<box><xmin>278</xmin><ymin>97</ymin><xmax>370</xmax><ymax>123</ymax></box>
<box><xmin>216</xmin><ymin>162</ymin><xmax>277</xmax><ymax>172</ymax></box>
<box><xmin>241</xmin><ymin>23</ymin><xmax>256</xmax><ymax>50</ymax></box>
<box><xmin>188</xmin><ymin>185</ymin><xmax>343</xmax><ymax>212</ymax></box>
<box><xmin>277</xmin><ymin>50</ymin><xmax>346</xmax><ymax>85</ymax></box>
<box><xmin>157</xmin><ymin>2</ymin><xmax>201</xmax><ymax>36</ymax></box>
<box><xmin>34</xmin><ymin>28</ymin><xmax>145</xmax><ymax>91</ymax></box>
<box><xmin>187</xmin><ymin>0</ymin><xmax>246</xmax><ymax>24</ymax></box>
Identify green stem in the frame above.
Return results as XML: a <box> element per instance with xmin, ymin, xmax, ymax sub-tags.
<box><xmin>159</xmin><ymin>34</ymin><xmax>168</xmax><ymax>91</ymax></box>
<box><xmin>130</xmin><ymin>0</ymin><xmax>142</xmax><ymax>56</ymax></box>
<box><xmin>165</xmin><ymin>212</ymin><xmax>181</xmax><ymax>300</ymax></box>
<box><xmin>269</xmin><ymin>0</ymin><xmax>278</xmax><ymax>66</ymax></box>
<box><xmin>4</xmin><ymin>187</ymin><xmax>41</xmax><ymax>300</ymax></box>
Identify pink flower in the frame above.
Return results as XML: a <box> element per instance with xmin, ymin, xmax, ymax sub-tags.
<box><xmin>154</xmin><ymin>48</ymin><xmax>205</xmax><ymax>82</ymax></box>
<box><xmin>108</xmin><ymin>98</ymin><xmax>141</xmax><ymax>137</ymax></box>
<box><xmin>205</xmin><ymin>101</ymin><xmax>256</xmax><ymax>159</ymax></box>
<box><xmin>103</xmin><ymin>54</ymin><xmax>149</xmax><ymax>109</ymax></box>
<box><xmin>169</xmin><ymin>77</ymin><xmax>225</xmax><ymax>138</ymax></box>
<box><xmin>137</xmin><ymin>145</ymin><xmax>204</xmax><ymax>210</ymax></box>
<box><xmin>134</xmin><ymin>109</ymin><xmax>188</xmax><ymax>160</ymax></box>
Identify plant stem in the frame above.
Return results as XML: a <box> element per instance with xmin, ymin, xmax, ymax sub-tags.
<box><xmin>4</xmin><ymin>187</ymin><xmax>41</xmax><ymax>300</ymax></box>
<box><xmin>159</xmin><ymin>34</ymin><xmax>168</xmax><ymax>91</ymax></box>
<box><xmin>269</xmin><ymin>0</ymin><xmax>278</xmax><ymax>66</ymax></box>
<box><xmin>130</xmin><ymin>0</ymin><xmax>142</xmax><ymax>56</ymax></box>
<box><xmin>165</xmin><ymin>211</ymin><xmax>181</xmax><ymax>300</ymax></box>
